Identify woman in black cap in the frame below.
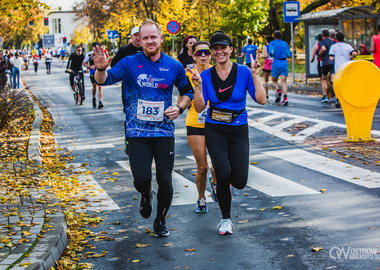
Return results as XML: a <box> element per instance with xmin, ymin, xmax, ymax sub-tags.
<box><xmin>190</xmin><ymin>30</ymin><xmax>266</xmax><ymax>235</ymax></box>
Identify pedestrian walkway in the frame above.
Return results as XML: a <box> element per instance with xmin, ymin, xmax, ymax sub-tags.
<box><xmin>0</xmin><ymin>162</ymin><xmax>67</xmax><ymax>269</ymax></box>
<box><xmin>0</xmin><ymin>81</ymin><xmax>68</xmax><ymax>269</ymax></box>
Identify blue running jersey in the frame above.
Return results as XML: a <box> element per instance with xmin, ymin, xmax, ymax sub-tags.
<box><xmin>200</xmin><ymin>64</ymin><xmax>257</xmax><ymax>126</ymax></box>
<box><xmin>100</xmin><ymin>52</ymin><xmax>189</xmax><ymax>137</ymax></box>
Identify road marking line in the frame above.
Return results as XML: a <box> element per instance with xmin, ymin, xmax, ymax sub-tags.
<box><xmin>264</xmin><ymin>149</ymin><xmax>380</xmax><ymax>188</ymax></box>
<box><xmin>247</xmin><ymin>107</ymin><xmax>380</xmax><ymax>141</ymax></box>
<box><xmin>68</xmin><ymin>143</ymin><xmax>115</xmax><ymax>151</ymax></box>
<box><xmin>69</xmin><ymin>164</ymin><xmax>120</xmax><ymax>211</ymax></box>
<box><xmin>187</xmin><ymin>155</ymin><xmax>319</xmax><ymax>197</ymax></box>
<box><xmin>248</xmin><ymin>166</ymin><xmax>319</xmax><ymax>197</ymax></box>
<box><xmin>116</xmin><ymin>160</ymin><xmax>213</xmax><ymax>206</ymax></box>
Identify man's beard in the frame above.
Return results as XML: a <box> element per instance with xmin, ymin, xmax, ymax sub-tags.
<box><xmin>143</xmin><ymin>44</ymin><xmax>160</xmax><ymax>57</ymax></box>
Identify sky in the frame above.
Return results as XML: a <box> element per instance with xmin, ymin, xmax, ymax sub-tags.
<box><xmin>42</xmin><ymin>0</ymin><xmax>78</xmax><ymax>10</ymax></box>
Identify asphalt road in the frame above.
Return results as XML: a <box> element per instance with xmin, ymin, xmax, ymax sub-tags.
<box><xmin>23</xmin><ymin>61</ymin><xmax>380</xmax><ymax>270</ymax></box>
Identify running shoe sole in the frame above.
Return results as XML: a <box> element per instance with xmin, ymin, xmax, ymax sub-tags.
<box><xmin>275</xmin><ymin>92</ymin><xmax>282</xmax><ymax>103</ymax></box>
<box><xmin>154</xmin><ymin>231</ymin><xmax>170</xmax><ymax>237</ymax></box>
<box><xmin>219</xmin><ymin>230</ymin><xmax>233</xmax><ymax>235</ymax></box>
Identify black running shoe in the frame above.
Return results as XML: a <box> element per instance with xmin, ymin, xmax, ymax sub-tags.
<box><xmin>335</xmin><ymin>99</ymin><xmax>341</xmax><ymax>108</ymax></box>
<box><xmin>92</xmin><ymin>98</ymin><xmax>96</xmax><ymax>108</ymax></box>
<box><xmin>153</xmin><ymin>219</ymin><xmax>170</xmax><ymax>237</ymax></box>
<box><xmin>275</xmin><ymin>90</ymin><xmax>282</xmax><ymax>103</ymax></box>
<box><xmin>80</xmin><ymin>96</ymin><xmax>85</xmax><ymax>105</ymax></box>
<box><xmin>139</xmin><ymin>191</ymin><xmax>152</xmax><ymax>219</ymax></box>
<box><xmin>98</xmin><ymin>101</ymin><xmax>104</xmax><ymax>109</ymax></box>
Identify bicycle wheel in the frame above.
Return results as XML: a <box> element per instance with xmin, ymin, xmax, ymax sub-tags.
<box><xmin>78</xmin><ymin>83</ymin><xmax>84</xmax><ymax>105</ymax></box>
<box><xmin>78</xmin><ymin>82</ymin><xmax>84</xmax><ymax>98</ymax></box>
<box><xmin>73</xmin><ymin>84</ymin><xmax>79</xmax><ymax>104</ymax></box>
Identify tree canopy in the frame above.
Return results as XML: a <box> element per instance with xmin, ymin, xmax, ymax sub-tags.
<box><xmin>0</xmin><ymin>0</ymin><xmax>48</xmax><ymax>48</ymax></box>
<box><xmin>2</xmin><ymin>0</ymin><xmax>379</xmax><ymax>50</ymax></box>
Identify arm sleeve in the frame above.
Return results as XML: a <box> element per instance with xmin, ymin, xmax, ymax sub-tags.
<box><xmin>329</xmin><ymin>45</ymin><xmax>335</xmax><ymax>56</ymax></box>
<box><xmin>66</xmin><ymin>55</ymin><xmax>72</xmax><ymax>69</ymax></box>
<box><xmin>177</xmin><ymin>76</ymin><xmax>194</xmax><ymax>100</ymax></box>
<box><xmin>96</xmin><ymin>58</ymin><xmax>126</xmax><ymax>86</ymax></box>
<box><xmin>175</xmin><ymin>64</ymin><xmax>194</xmax><ymax>96</ymax></box>
<box><xmin>286</xmin><ymin>44</ymin><xmax>292</xmax><ymax>58</ymax></box>
<box><xmin>268</xmin><ymin>43</ymin><xmax>274</xmax><ymax>57</ymax></box>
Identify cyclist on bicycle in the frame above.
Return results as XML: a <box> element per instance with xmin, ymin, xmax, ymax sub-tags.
<box><xmin>67</xmin><ymin>45</ymin><xmax>85</xmax><ymax>102</ymax></box>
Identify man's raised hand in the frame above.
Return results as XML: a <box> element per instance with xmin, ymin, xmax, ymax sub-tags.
<box><xmin>91</xmin><ymin>45</ymin><xmax>110</xmax><ymax>71</ymax></box>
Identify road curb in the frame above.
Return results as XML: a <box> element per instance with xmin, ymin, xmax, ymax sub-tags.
<box><xmin>16</xmin><ymin>80</ymin><xmax>68</xmax><ymax>270</ymax></box>
<box><xmin>25</xmin><ymin>88</ymin><xmax>42</xmax><ymax>166</ymax></box>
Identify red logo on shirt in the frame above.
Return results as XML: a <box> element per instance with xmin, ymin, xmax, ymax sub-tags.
<box><xmin>218</xmin><ymin>85</ymin><xmax>233</xmax><ymax>93</ymax></box>
<box><xmin>138</xmin><ymin>65</ymin><xmax>143</xmax><ymax>68</ymax></box>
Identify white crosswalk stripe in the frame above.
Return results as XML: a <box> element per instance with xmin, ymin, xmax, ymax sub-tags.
<box><xmin>248</xmin><ymin>166</ymin><xmax>319</xmax><ymax>196</ymax></box>
<box><xmin>247</xmin><ymin>107</ymin><xmax>380</xmax><ymax>142</ymax></box>
<box><xmin>69</xmin><ymin>163</ymin><xmax>120</xmax><ymax>212</ymax></box>
<box><xmin>68</xmin><ymin>143</ymin><xmax>115</xmax><ymax>151</ymax></box>
<box><xmin>116</xmin><ymin>160</ymin><xmax>213</xmax><ymax>206</ymax></box>
<box><xmin>186</xmin><ymin>155</ymin><xmax>319</xmax><ymax>197</ymax></box>
<box><xmin>264</xmin><ymin>149</ymin><xmax>380</xmax><ymax>188</ymax></box>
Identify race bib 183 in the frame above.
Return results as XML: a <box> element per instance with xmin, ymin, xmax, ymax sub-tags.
<box><xmin>137</xmin><ymin>99</ymin><xmax>164</xmax><ymax>122</ymax></box>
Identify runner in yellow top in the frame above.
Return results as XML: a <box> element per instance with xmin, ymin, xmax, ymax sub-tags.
<box><xmin>183</xmin><ymin>41</ymin><xmax>217</xmax><ymax>213</ymax></box>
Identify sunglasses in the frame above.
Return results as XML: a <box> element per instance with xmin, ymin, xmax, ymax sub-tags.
<box><xmin>193</xmin><ymin>49</ymin><xmax>211</xmax><ymax>57</ymax></box>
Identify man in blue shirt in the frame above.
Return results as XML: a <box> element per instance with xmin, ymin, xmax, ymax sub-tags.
<box><xmin>241</xmin><ymin>38</ymin><xmax>259</xmax><ymax>68</ymax></box>
<box><xmin>269</xmin><ymin>30</ymin><xmax>291</xmax><ymax>105</ymax></box>
<box><xmin>92</xmin><ymin>19</ymin><xmax>193</xmax><ymax>238</ymax></box>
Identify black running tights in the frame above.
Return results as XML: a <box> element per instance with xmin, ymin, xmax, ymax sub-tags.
<box><xmin>128</xmin><ymin>137</ymin><xmax>174</xmax><ymax>221</ymax></box>
<box><xmin>205</xmin><ymin>123</ymin><xmax>249</xmax><ymax>219</ymax></box>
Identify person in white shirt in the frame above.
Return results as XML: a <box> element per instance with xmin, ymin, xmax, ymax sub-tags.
<box><xmin>329</xmin><ymin>31</ymin><xmax>357</xmax><ymax>74</ymax></box>
<box><xmin>10</xmin><ymin>52</ymin><xmax>23</xmax><ymax>88</ymax></box>
<box><xmin>329</xmin><ymin>31</ymin><xmax>357</xmax><ymax>108</ymax></box>
<box><xmin>44</xmin><ymin>50</ymin><xmax>52</xmax><ymax>74</ymax></box>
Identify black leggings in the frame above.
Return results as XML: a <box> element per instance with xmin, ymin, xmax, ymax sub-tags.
<box><xmin>205</xmin><ymin>123</ymin><xmax>249</xmax><ymax>219</ymax></box>
<box><xmin>128</xmin><ymin>137</ymin><xmax>174</xmax><ymax>221</ymax></box>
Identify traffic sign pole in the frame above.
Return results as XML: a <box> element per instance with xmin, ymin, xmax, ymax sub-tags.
<box><xmin>283</xmin><ymin>1</ymin><xmax>300</xmax><ymax>84</ymax></box>
<box><xmin>172</xmin><ymin>35</ymin><xmax>175</xmax><ymax>58</ymax></box>
<box><xmin>291</xmin><ymin>22</ymin><xmax>295</xmax><ymax>84</ymax></box>
<box><xmin>166</xmin><ymin>21</ymin><xmax>180</xmax><ymax>59</ymax></box>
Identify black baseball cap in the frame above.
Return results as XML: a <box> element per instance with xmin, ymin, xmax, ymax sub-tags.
<box><xmin>209</xmin><ymin>32</ymin><xmax>232</xmax><ymax>48</ymax></box>
<box><xmin>92</xmin><ymin>42</ymin><xmax>99</xmax><ymax>47</ymax></box>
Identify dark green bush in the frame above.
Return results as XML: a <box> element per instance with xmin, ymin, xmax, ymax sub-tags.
<box><xmin>0</xmin><ymin>86</ymin><xmax>27</xmax><ymax>130</ymax></box>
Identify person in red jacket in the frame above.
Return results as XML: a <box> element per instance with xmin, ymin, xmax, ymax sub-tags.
<box><xmin>370</xmin><ymin>24</ymin><xmax>380</xmax><ymax>68</ymax></box>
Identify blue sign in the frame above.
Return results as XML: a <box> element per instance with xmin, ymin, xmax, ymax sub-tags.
<box><xmin>166</xmin><ymin>21</ymin><xmax>180</xmax><ymax>35</ymax></box>
<box><xmin>107</xmin><ymin>30</ymin><xmax>119</xmax><ymax>39</ymax></box>
<box><xmin>34</xmin><ymin>43</ymin><xmax>39</xmax><ymax>49</ymax></box>
<box><xmin>284</xmin><ymin>1</ymin><xmax>300</xmax><ymax>23</ymax></box>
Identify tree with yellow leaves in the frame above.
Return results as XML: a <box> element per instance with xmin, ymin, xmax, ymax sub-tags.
<box><xmin>0</xmin><ymin>0</ymin><xmax>48</xmax><ymax>49</ymax></box>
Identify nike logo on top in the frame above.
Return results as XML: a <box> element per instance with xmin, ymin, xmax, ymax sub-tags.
<box><xmin>219</xmin><ymin>85</ymin><xmax>233</xmax><ymax>93</ymax></box>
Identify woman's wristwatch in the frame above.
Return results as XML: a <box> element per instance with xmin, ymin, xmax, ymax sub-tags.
<box><xmin>177</xmin><ymin>105</ymin><xmax>184</xmax><ymax>114</ymax></box>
